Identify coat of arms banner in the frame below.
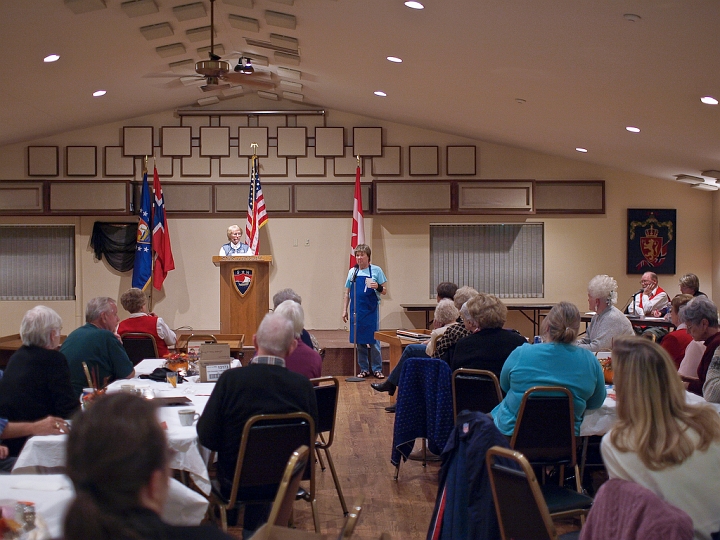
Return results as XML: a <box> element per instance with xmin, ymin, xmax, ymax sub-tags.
<box><xmin>627</xmin><ymin>209</ymin><xmax>676</xmax><ymax>275</ymax></box>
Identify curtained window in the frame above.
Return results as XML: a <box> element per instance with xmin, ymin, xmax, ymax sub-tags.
<box><xmin>0</xmin><ymin>225</ymin><xmax>76</xmax><ymax>300</ymax></box>
<box><xmin>430</xmin><ymin>223</ymin><xmax>544</xmax><ymax>298</ymax></box>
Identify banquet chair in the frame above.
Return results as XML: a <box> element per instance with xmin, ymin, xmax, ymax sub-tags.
<box><xmin>510</xmin><ymin>386</ymin><xmax>593</xmax><ymax>520</ymax></box>
<box><xmin>265</xmin><ymin>445</ymin><xmax>311</xmax><ymax>529</ymax></box>
<box><xmin>452</xmin><ymin>368</ymin><xmax>503</xmax><ymax>421</ymax></box>
<box><xmin>207</xmin><ymin>412</ymin><xmax>318</xmax><ymax>533</ymax></box>
<box><xmin>120</xmin><ymin>332</ymin><xmax>159</xmax><ymax>365</ymax></box>
<box><xmin>337</xmin><ymin>495</ymin><xmax>365</xmax><ymax>539</ymax></box>
<box><xmin>486</xmin><ymin>446</ymin><xmax>582</xmax><ymax>540</ymax></box>
<box><xmin>310</xmin><ymin>376</ymin><xmax>348</xmax><ymax>515</ymax></box>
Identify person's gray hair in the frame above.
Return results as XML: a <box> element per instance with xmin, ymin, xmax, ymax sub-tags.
<box><xmin>273</xmin><ymin>288</ymin><xmax>302</xmax><ymax>309</ymax></box>
<box><xmin>453</xmin><ymin>286</ymin><xmax>479</xmax><ymax>310</ymax></box>
<box><xmin>679</xmin><ymin>273</ymin><xmax>700</xmax><ymax>293</ymax></box>
<box><xmin>587</xmin><ymin>274</ymin><xmax>618</xmax><ymax>306</ymax></box>
<box><xmin>682</xmin><ymin>296</ymin><xmax>719</xmax><ymax>328</ymax></box>
<box><xmin>274</xmin><ymin>299</ymin><xmax>304</xmax><ymax>338</ymax></box>
<box><xmin>85</xmin><ymin>297</ymin><xmax>116</xmax><ymax>324</ymax></box>
<box><xmin>20</xmin><ymin>305</ymin><xmax>62</xmax><ymax>348</ymax></box>
<box><xmin>256</xmin><ymin>313</ymin><xmax>296</xmax><ymax>357</ymax></box>
<box><xmin>434</xmin><ymin>299</ymin><xmax>459</xmax><ymax>326</ymax></box>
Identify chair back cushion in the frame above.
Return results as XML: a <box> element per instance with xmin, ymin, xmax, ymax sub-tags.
<box><xmin>513</xmin><ymin>390</ymin><xmax>573</xmax><ymax>464</ymax></box>
<box><xmin>454</xmin><ymin>372</ymin><xmax>501</xmax><ymax>415</ymax></box>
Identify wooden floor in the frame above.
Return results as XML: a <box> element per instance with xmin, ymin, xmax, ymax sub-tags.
<box><xmin>228</xmin><ymin>378</ymin><xmax>440</xmax><ymax>539</ymax></box>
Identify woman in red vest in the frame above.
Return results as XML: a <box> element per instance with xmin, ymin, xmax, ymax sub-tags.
<box><xmin>117</xmin><ymin>288</ymin><xmax>176</xmax><ymax>357</ymax></box>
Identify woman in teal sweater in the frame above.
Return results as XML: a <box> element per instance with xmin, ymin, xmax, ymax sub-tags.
<box><xmin>491</xmin><ymin>301</ymin><xmax>606</xmax><ymax>436</ymax></box>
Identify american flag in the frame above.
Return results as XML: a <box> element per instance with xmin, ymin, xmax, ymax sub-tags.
<box><xmin>245</xmin><ymin>155</ymin><xmax>268</xmax><ymax>254</ymax></box>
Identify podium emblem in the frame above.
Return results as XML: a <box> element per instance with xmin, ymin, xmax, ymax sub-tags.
<box><xmin>233</xmin><ymin>268</ymin><xmax>253</xmax><ymax>297</ymax></box>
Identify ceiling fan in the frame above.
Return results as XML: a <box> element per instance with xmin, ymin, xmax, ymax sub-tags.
<box><xmin>187</xmin><ymin>0</ymin><xmax>274</xmax><ymax>91</ymax></box>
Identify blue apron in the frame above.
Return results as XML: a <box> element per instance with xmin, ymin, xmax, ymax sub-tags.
<box><xmin>349</xmin><ymin>265</ymin><xmax>379</xmax><ymax>344</ymax></box>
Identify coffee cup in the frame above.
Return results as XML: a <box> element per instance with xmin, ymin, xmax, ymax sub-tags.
<box><xmin>121</xmin><ymin>384</ymin><xmax>135</xmax><ymax>392</ymax></box>
<box><xmin>178</xmin><ymin>409</ymin><xmax>199</xmax><ymax>427</ymax></box>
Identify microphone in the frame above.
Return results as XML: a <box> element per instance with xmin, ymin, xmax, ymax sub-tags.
<box><xmin>351</xmin><ymin>263</ymin><xmax>360</xmax><ymax>283</ymax></box>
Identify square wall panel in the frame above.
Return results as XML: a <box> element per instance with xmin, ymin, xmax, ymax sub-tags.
<box><xmin>220</xmin><ymin>151</ymin><xmax>249</xmax><ymax>176</ymax></box>
<box><xmin>161</xmin><ymin>126</ymin><xmax>192</xmax><ymax>156</ymax></box>
<box><xmin>353</xmin><ymin>127</ymin><xmax>382</xmax><ymax>156</ymax></box>
<box><xmin>277</xmin><ymin>127</ymin><xmax>307</xmax><ymax>157</ymax></box>
<box><xmin>372</xmin><ymin>146</ymin><xmax>401</xmax><ymax>176</ymax></box>
<box><xmin>28</xmin><ymin>146</ymin><xmax>59</xmax><ymax>177</ymax></box>
<box><xmin>315</xmin><ymin>127</ymin><xmax>344</xmax><ymax>156</ymax></box>
<box><xmin>334</xmin><ymin>148</ymin><xmax>363</xmax><ymax>176</ymax></box>
<box><xmin>152</xmin><ymin>149</ymin><xmax>174</xmax><ymax>177</ymax></box>
<box><xmin>200</xmin><ymin>126</ymin><xmax>230</xmax><ymax>157</ymax></box>
<box><xmin>104</xmin><ymin>146</ymin><xmax>135</xmax><ymax>176</ymax></box>
<box><xmin>296</xmin><ymin>147</ymin><xmax>325</xmax><ymax>176</ymax></box>
<box><xmin>66</xmin><ymin>146</ymin><xmax>97</xmax><ymax>176</ymax></box>
<box><xmin>123</xmin><ymin>126</ymin><xmax>154</xmax><ymax>157</ymax></box>
<box><xmin>181</xmin><ymin>147</ymin><xmax>211</xmax><ymax>176</ymax></box>
<box><xmin>239</xmin><ymin>127</ymin><xmax>268</xmax><ymax>156</ymax></box>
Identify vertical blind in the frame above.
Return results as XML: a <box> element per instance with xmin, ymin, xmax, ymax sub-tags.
<box><xmin>0</xmin><ymin>225</ymin><xmax>76</xmax><ymax>300</ymax></box>
<box><xmin>430</xmin><ymin>223</ymin><xmax>544</xmax><ymax>298</ymax></box>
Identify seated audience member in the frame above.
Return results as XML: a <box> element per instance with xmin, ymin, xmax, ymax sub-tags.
<box><xmin>371</xmin><ymin>298</ymin><xmax>458</xmax><ymax>397</ymax></box>
<box><xmin>219</xmin><ymin>224</ymin><xmax>250</xmax><ymax>256</ymax></box>
<box><xmin>679</xmin><ymin>272</ymin><xmax>706</xmax><ymax>297</ymax></box>
<box><xmin>492</xmin><ymin>302</ymin><xmax>606</xmax><ymax>436</ymax></box>
<box><xmin>577</xmin><ymin>274</ymin><xmax>634</xmax><ymax>352</ymax></box>
<box><xmin>64</xmin><ymin>393</ymin><xmax>232</xmax><ymax>540</ymax></box>
<box><xmin>435</xmin><ymin>286</ymin><xmax>480</xmax><ymax>362</ymax></box>
<box><xmin>450</xmin><ymin>293</ymin><xmax>526</xmax><ymax>375</ymax></box>
<box><xmin>0</xmin><ymin>415</ymin><xmax>68</xmax><ymax>472</ymax></box>
<box><xmin>274</xmin><ymin>300</ymin><xmax>322</xmax><ymax>379</ymax></box>
<box><xmin>660</xmin><ymin>294</ymin><xmax>694</xmax><ymax>369</ymax></box>
<box><xmin>0</xmin><ymin>306</ymin><xmax>79</xmax><ymax>457</ymax></box>
<box><xmin>273</xmin><ymin>288</ymin><xmax>315</xmax><ymax>350</ymax></box>
<box><xmin>117</xmin><ymin>288</ymin><xmax>176</xmax><ymax>357</ymax></box>
<box><xmin>435</xmin><ymin>281</ymin><xmax>458</xmax><ymax>302</ymax></box>
<box><xmin>632</xmin><ymin>271</ymin><xmax>669</xmax><ymax>317</ymax></box>
<box><xmin>601</xmin><ymin>337</ymin><xmax>720</xmax><ymax>540</ymax></box>
<box><xmin>197</xmin><ymin>313</ymin><xmax>318</xmax><ymax>536</ymax></box>
<box><xmin>60</xmin><ymin>297</ymin><xmax>135</xmax><ymax>397</ymax></box>
<box><xmin>681</xmin><ymin>296</ymin><xmax>720</xmax><ymax>395</ymax></box>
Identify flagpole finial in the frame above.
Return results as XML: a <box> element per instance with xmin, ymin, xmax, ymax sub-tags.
<box><xmin>356</xmin><ymin>155</ymin><xmax>360</xmax><ymax>166</ymax></box>
<box><xmin>250</xmin><ymin>142</ymin><xmax>258</xmax><ymax>156</ymax></box>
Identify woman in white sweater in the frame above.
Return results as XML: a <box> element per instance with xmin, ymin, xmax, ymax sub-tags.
<box><xmin>601</xmin><ymin>337</ymin><xmax>720</xmax><ymax>540</ymax></box>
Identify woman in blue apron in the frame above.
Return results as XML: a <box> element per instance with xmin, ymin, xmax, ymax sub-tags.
<box><xmin>342</xmin><ymin>244</ymin><xmax>388</xmax><ymax>378</ymax></box>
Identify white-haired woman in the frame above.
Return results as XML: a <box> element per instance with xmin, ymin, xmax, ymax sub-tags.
<box><xmin>274</xmin><ymin>300</ymin><xmax>322</xmax><ymax>379</ymax></box>
<box><xmin>0</xmin><ymin>306</ymin><xmax>79</xmax><ymax>456</ymax></box>
<box><xmin>602</xmin><ymin>337</ymin><xmax>720</xmax><ymax>539</ymax></box>
<box><xmin>577</xmin><ymin>274</ymin><xmax>634</xmax><ymax>352</ymax></box>
<box><xmin>219</xmin><ymin>224</ymin><xmax>250</xmax><ymax>256</ymax></box>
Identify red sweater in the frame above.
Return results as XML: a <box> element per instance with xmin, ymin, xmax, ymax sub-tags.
<box><xmin>661</xmin><ymin>329</ymin><xmax>693</xmax><ymax>370</ymax></box>
<box><xmin>118</xmin><ymin>315</ymin><xmax>170</xmax><ymax>357</ymax></box>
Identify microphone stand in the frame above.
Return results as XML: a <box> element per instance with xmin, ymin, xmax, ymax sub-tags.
<box><xmin>351</xmin><ymin>265</ymin><xmax>359</xmax><ymax>377</ymax></box>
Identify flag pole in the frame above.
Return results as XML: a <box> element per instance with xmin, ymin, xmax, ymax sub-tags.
<box><xmin>147</xmin><ymin>156</ymin><xmax>155</xmax><ymax>311</ymax></box>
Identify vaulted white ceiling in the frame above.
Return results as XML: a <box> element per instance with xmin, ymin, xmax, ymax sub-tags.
<box><xmin>2</xmin><ymin>0</ymin><xmax>720</xmax><ymax>184</ymax></box>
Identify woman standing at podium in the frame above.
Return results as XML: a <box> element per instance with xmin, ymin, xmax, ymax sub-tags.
<box><xmin>219</xmin><ymin>224</ymin><xmax>250</xmax><ymax>256</ymax></box>
<box><xmin>342</xmin><ymin>244</ymin><xmax>388</xmax><ymax>379</ymax></box>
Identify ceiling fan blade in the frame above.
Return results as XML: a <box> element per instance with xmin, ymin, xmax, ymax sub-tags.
<box><xmin>221</xmin><ymin>72</ymin><xmax>274</xmax><ymax>88</ymax></box>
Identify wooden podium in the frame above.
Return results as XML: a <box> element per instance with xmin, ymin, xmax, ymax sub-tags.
<box><xmin>213</xmin><ymin>255</ymin><xmax>272</xmax><ymax>339</ymax></box>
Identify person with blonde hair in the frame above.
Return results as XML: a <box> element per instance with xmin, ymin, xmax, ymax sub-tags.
<box><xmin>450</xmin><ymin>293</ymin><xmax>526</xmax><ymax>375</ymax></box>
<box><xmin>492</xmin><ymin>301</ymin><xmax>606</xmax><ymax>436</ymax></box>
<box><xmin>577</xmin><ymin>274</ymin><xmax>634</xmax><ymax>352</ymax></box>
<box><xmin>219</xmin><ymin>224</ymin><xmax>250</xmax><ymax>256</ymax></box>
<box><xmin>601</xmin><ymin>336</ymin><xmax>720</xmax><ymax>539</ymax></box>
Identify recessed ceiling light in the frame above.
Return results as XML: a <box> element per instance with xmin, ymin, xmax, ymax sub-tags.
<box><xmin>623</xmin><ymin>13</ymin><xmax>641</xmax><ymax>22</ymax></box>
<box><xmin>575</xmin><ymin>147</ymin><xmax>588</xmax><ymax>153</ymax></box>
<box><xmin>93</xmin><ymin>90</ymin><xmax>107</xmax><ymax>97</ymax></box>
<box><xmin>374</xmin><ymin>91</ymin><xmax>387</xmax><ymax>97</ymax></box>
<box><xmin>701</xmin><ymin>96</ymin><xmax>718</xmax><ymax>105</ymax></box>
<box><xmin>404</xmin><ymin>1</ymin><xmax>424</xmax><ymax>9</ymax></box>
<box><xmin>387</xmin><ymin>56</ymin><xmax>402</xmax><ymax>63</ymax></box>
<box><xmin>626</xmin><ymin>126</ymin><xmax>640</xmax><ymax>133</ymax></box>
<box><xmin>44</xmin><ymin>54</ymin><xmax>60</xmax><ymax>63</ymax></box>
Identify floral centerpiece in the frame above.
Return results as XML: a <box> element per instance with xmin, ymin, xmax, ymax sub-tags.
<box><xmin>598</xmin><ymin>356</ymin><xmax>613</xmax><ymax>384</ymax></box>
<box><xmin>164</xmin><ymin>352</ymin><xmax>189</xmax><ymax>373</ymax></box>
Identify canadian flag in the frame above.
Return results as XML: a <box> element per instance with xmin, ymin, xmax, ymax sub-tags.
<box><xmin>349</xmin><ymin>163</ymin><xmax>365</xmax><ymax>269</ymax></box>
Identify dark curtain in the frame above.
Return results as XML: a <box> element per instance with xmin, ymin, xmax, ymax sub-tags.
<box><xmin>90</xmin><ymin>222</ymin><xmax>137</xmax><ymax>272</ymax></box>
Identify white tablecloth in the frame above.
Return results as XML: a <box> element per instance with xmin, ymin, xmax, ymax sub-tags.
<box><xmin>0</xmin><ymin>475</ymin><xmax>208</xmax><ymax>538</ymax></box>
<box><xmin>14</xmin><ymin>359</ymin><xmax>221</xmax><ymax>495</ymax></box>
<box><xmin>580</xmin><ymin>389</ymin><xmax>720</xmax><ymax>437</ymax></box>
